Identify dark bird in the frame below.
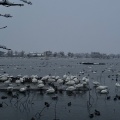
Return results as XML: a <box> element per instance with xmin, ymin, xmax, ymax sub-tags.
<box><xmin>67</xmin><ymin>102</ymin><xmax>71</xmax><ymax>106</ymax></box>
<box><xmin>0</xmin><ymin>0</ymin><xmax>24</xmax><ymax>7</ymax></box>
<box><xmin>89</xmin><ymin>114</ymin><xmax>94</xmax><ymax>118</ymax></box>
<box><xmin>95</xmin><ymin>109</ymin><xmax>100</xmax><ymax>116</ymax></box>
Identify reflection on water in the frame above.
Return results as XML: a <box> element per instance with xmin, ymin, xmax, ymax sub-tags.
<box><xmin>0</xmin><ymin>57</ymin><xmax>120</xmax><ymax>120</ymax></box>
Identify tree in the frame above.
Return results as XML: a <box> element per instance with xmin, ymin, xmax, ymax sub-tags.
<box><xmin>7</xmin><ymin>50</ymin><xmax>13</xmax><ymax>57</ymax></box>
<box><xmin>67</xmin><ymin>52</ymin><xmax>74</xmax><ymax>58</ymax></box>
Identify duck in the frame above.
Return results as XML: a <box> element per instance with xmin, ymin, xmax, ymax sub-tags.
<box><xmin>95</xmin><ymin>109</ymin><xmax>100</xmax><ymax>116</ymax></box>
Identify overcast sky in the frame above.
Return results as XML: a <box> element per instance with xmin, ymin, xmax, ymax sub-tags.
<box><xmin>1</xmin><ymin>0</ymin><xmax>120</xmax><ymax>54</ymax></box>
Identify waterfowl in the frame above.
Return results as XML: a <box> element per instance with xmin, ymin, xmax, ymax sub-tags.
<box><xmin>57</xmin><ymin>79</ymin><xmax>64</xmax><ymax>84</ymax></box>
<box><xmin>66</xmin><ymin>86</ymin><xmax>76</xmax><ymax>91</ymax></box>
<box><xmin>66</xmin><ymin>80</ymin><xmax>75</xmax><ymax>86</ymax></box>
<box><xmin>38</xmin><ymin>83</ymin><xmax>44</xmax><ymax>88</ymax></box>
<box><xmin>115</xmin><ymin>82</ymin><xmax>120</xmax><ymax>87</ymax></box>
<box><xmin>92</xmin><ymin>81</ymin><xmax>100</xmax><ymax>87</ymax></box>
<box><xmin>95</xmin><ymin>109</ymin><xmax>100</xmax><ymax>116</ymax></box>
<box><xmin>46</xmin><ymin>87</ymin><xmax>55</xmax><ymax>94</ymax></box>
<box><xmin>100</xmin><ymin>89</ymin><xmax>109</xmax><ymax>94</ymax></box>
<box><xmin>67</xmin><ymin>102</ymin><xmax>71</xmax><ymax>106</ymax></box>
<box><xmin>96</xmin><ymin>85</ymin><xmax>108</xmax><ymax>90</ymax></box>
<box><xmin>19</xmin><ymin>87</ymin><xmax>27</xmax><ymax>92</ymax></box>
<box><xmin>89</xmin><ymin>114</ymin><xmax>94</xmax><ymax>118</ymax></box>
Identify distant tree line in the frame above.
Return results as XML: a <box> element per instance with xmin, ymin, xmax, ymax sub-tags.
<box><xmin>0</xmin><ymin>50</ymin><xmax>120</xmax><ymax>59</ymax></box>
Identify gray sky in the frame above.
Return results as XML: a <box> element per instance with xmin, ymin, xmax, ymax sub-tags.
<box><xmin>1</xmin><ymin>0</ymin><xmax>120</xmax><ymax>54</ymax></box>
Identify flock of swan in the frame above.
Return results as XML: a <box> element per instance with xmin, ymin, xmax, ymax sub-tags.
<box><xmin>0</xmin><ymin>71</ymin><xmax>119</xmax><ymax>95</ymax></box>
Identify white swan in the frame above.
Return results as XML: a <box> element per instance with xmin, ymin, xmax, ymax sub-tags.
<box><xmin>46</xmin><ymin>87</ymin><xmax>55</xmax><ymax>94</ymax></box>
<box><xmin>7</xmin><ymin>86</ymin><xmax>13</xmax><ymax>92</ymax></box>
<box><xmin>75</xmin><ymin>83</ymin><xmax>83</xmax><ymax>88</ymax></box>
<box><xmin>15</xmin><ymin>79</ymin><xmax>21</xmax><ymax>85</ymax></box>
<box><xmin>92</xmin><ymin>81</ymin><xmax>100</xmax><ymax>86</ymax></box>
<box><xmin>38</xmin><ymin>83</ymin><xmax>44</xmax><ymax>88</ymax></box>
<box><xmin>100</xmin><ymin>89</ymin><xmax>109</xmax><ymax>94</ymax></box>
<box><xmin>32</xmin><ymin>77</ymin><xmax>38</xmax><ymax>83</ymax></box>
<box><xmin>38</xmin><ymin>80</ymin><xmax>43</xmax><ymax>84</ymax></box>
<box><xmin>19</xmin><ymin>87</ymin><xmax>27</xmax><ymax>92</ymax></box>
<box><xmin>96</xmin><ymin>85</ymin><xmax>108</xmax><ymax>90</ymax></box>
<box><xmin>73</xmin><ymin>78</ymin><xmax>79</xmax><ymax>84</ymax></box>
<box><xmin>115</xmin><ymin>82</ymin><xmax>120</xmax><ymax>87</ymax></box>
<box><xmin>57</xmin><ymin>79</ymin><xmax>64</xmax><ymax>84</ymax></box>
<box><xmin>48</xmin><ymin>78</ymin><xmax>56</xmax><ymax>82</ymax></box>
<box><xmin>63</xmin><ymin>74</ymin><xmax>67</xmax><ymax>80</ymax></box>
<box><xmin>66</xmin><ymin>80</ymin><xmax>75</xmax><ymax>85</ymax></box>
<box><xmin>56</xmin><ymin>76</ymin><xmax>60</xmax><ymax>80</ymax></box>
<box><xmin>66</xmin><ymin>86</ymin><xmax>76</xmax><ymax>91</ymax></box>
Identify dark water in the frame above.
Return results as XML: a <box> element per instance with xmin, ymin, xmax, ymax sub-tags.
<box><xmin>0</xmin><ymin>57</ymin><xmax>120</xmax><ymax>120</ymax></box>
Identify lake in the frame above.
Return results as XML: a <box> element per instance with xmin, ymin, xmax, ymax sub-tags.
<box><xmin>0</xmin><ymin>57</ymin><xmax>120</xmax><ymax>120</ymax></box>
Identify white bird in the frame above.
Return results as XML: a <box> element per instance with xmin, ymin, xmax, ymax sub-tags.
<box><xmin>82</xmin><ymin>76</ymin><xmax>89</xmax><ymax>84</ymax></box>
<box><xmin>20</xmin><ymin>77</ymin><xmax>24</xmax><ymax>83</ymax></box>
<box><xmin>115</xmin><ymin>82</ymin><xmax>120</xmax><ymax>87</ymax></box>
<box><xmin>41</xmin><ymin>75</ymin><xmax>50</xmax><ymax>81</ymax></box>
<box><xmin>66</xmin><ymin>80</ymin><xmax>75</xmax><ymax>86</ymax></box>
<box><xmin>46</xmin><ymin>87</ymin><xmax>55</xmax><ymax>94</ymax></box>
<box><xmin>55</xmin><ymin>76</ymin><xmax>60</xmax><ymax>80</ymax></box>
<box><xmin>0</xmin><ymin>75</ymin><xmax>8</xmax><ymax>81</ymax></box>
<box><xmin>15</xmin><ymin>80</ymin><xmax>21</xmax><ymax>85</ymax></box>
<box><xmin>19</xmin><ymin>87</ymin><xmax>27</xmax><ymax>92</ymax></box>
<box><xmin>57</xmin><ymin>79</ymin><xmax>64</xmax><ymax>84</ymax></box>
<box><xmin>63</xmin><ymin>74</ymin><xmax>67</xmax><ymax>80</ymax></box>
<box><xmin>38</xmin><ymin>83</ymin><xmax>44</xmax><ymax>88</ymax></box>
<box><xmin>96</xmin><ymin>86</ymin><xmax>108</xmax><ymax>90</ymax></box>
<box><xmin>100</xmin><ymin>89</ymin><xmax>109</xmax><ymax>94</ymax></box>
<box><xmin>7</xmin><ymin>86</ymin><xmax>13</xmax><ymax>92</ymax></box>
<box><xmin>75</xmin><ymin>83</ymin><xmax>83</xmax><ymax>88</ymax></box>
<box><xmin>66</xmin><ymin>86</ymin><xmax>76</xmax><ymax>91</ymax></box>
<box><xmin>92</xmin><ymin>81</ymin><xmax>100</xmax><ymax>87</ymax></box>
<box><xmin>32</xmin><ymin>77</ymin><xmax>38</xmax><ymax>83</ymax></box>
<box><xmin>38</xmin><ymin>80</ymin><xmax>43</xmax><ymax>84</ymax></box>
<box><xmin>73</xmin><ymin>78</ymin><xmax>79</xmax><ymax>84</ymax></box>
<box><xmin>48</xmin><ymin>78</ymin><xmax>55</xmax><ymax>83</ymax></box>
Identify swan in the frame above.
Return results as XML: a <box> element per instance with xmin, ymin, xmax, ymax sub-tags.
<box><xmin>100</xmin><ymin>89</ymin><xmax>109</xmax><ymax>94</ymax></box>
<box><xmin>41</xmin><ymin>75</ymin><xmax>50</xmax><ymax>81</ymax></box>
<box><xmin>66</xmin><ymin>86</ymin><xmax>76</xmax><ymax>91</ymax></box>
<box><xmin>46</xmin><ymin>87</ymin><xmax>55</xmax><ymax>94</ymax></box>
<box><xmin>4</xmin><ymin>80</ymin><xmax>11</xmax><ymax>85</ymax></box>
<box><xmin>92</xmin><ymin>81</ymin><xmax>100</xmax><ymax>86</ymax></box>
<box><xmin>0</xmin><ymin>75</ymin><xmax>8</xmax><ymax>81</ymax></box>
<box><xmin>96</xmin><ymin>85</ymin><xmax>108</xmax><ymax>90</ymax></box>
<box><xmin>57</xmin><ymin>79</ymin><xmax>64</xmax><ymax>84</ymax></box>
<box><xmin>65</xmin><ymin>76</ymin><xmax>71</xmax><ymax>82</ymax></box>
<box><xmin>38</xmin><ymin>83</ymin><xmax>44</xmax><ymax>88</ymax></box>
<box><xmin>38</xmin><ymin>80</ymin><xmax>43</xmax><ymax>84</ymax></box>
<box><xmin>15</xmin><ymin>79</ymin><xmax>21</xmax><ymax>85</ymax></box>
<box><xmin>73</xmin><ymin>78</ymin><xmax>79</xmax><ymax>84</ymax></box>
<box><xmin>20</xmin><ymin>77</ymin><xmax>24</xmax><ymax>83</ymax></box>
<box><xmin>56</xmin><ymin>76</ymin><xmax>60</xmax><ymax>80</ymax></box>
<box><xmin>19</xmin><ymin>87</ymin><xmax>27</xmax><ymax>92</ymax></box>
<box><xmin>66</xmin><ymin>80</ymin><xmax>75</xmax><ymax>85</ymax></box>
<box><xmin>32</xmin><ymin>77</ymin><xmax>38</xmax><ymax>83</ymax></box>
<box><xmin>82</xmin><ymin>76</ymin><xmax>89</xmax><ymax>84</ymax></box>
<box><xmin>75</xmin><ymin>83</ymin><xmax>83</xmax><ymax>88</ymax></box>
<box><xmin>7</xmin><ymin>86</ymin><xmax>13</xmax><ymax>92</ymax></box>
<box><xmin>115</xmin><ymin>82</ymin><xmax>120</xmax><ymax>87</ymax></box>
<box><xmin>63</xmin><ymin>74</ymin><xmax>67</xmax><ymax>80</ymax></box>
<box><xmin>48</xmin><ymin>78</ymin><xmax>56</xmax><ymax>83</ymax></box>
